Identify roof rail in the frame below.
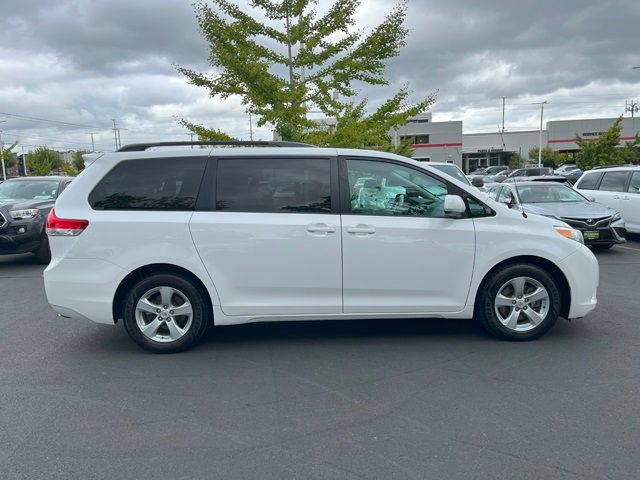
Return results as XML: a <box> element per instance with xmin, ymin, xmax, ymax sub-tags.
<box><xmin>116</xmin><ymin>140</ymin><xmax>315</xmax><ymax>152</ymax></box>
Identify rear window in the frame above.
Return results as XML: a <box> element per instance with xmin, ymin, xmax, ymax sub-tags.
<box><xmin>598</xmin><ymin>171</ymin><xmax>630</xmax><ymax>192</ymax></box>
<box><xmin>576</xmin><ymin>171</ymin><xmax>603</xmax><ymax>190</ymax></box>
<box><xmin>89</xmin><ymin>157</ymin><xmax>207</xmax><ymax>210</ymax></box>
<box><xmin>215</xmin><ymin>157</ymin><xmax>331</xmax><ymax>213</ymax></box>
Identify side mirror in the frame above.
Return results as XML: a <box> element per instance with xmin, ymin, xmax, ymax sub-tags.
<box><xmin>471</xmin><ymin>177</ymin><xmax>484</xmax><ymax>188</ymax></box>
<box><xmin>444</xmin><ymin>194</ymin><xmax>466</xmax><ymax>217</ymax></box>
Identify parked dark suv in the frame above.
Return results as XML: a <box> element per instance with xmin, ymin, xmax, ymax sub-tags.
<box><xmin>0</xmin><ymin>176</ymin><xmax>73</xmax><ymax>263</ymax></box>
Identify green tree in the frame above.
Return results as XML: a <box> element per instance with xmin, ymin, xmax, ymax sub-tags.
<box><xmin>72</xmin><ymin>151</ymin><xmax>88</xmax><ymax>172</ymax></box>
<box><xmin>508</xmin><ymin>152</ymin><xmax>524</xmax><ymax>170</ymax></box>
<box><xmin>178</xmin><ymin>0</ymin><xmax>434</xmax><ymax>146</ymax></box>
<box><xmin>61</xmin><ymin>162</ymin><xmax>78</xmax><ymax>177</ymax></box>
<box><xmin>1</xmin><ymin>141</ymin><xmax>19</xmax><ymax>169</ymax></box>
<box><xmin>575</xmin><ymin>116</ymin><xmax>640</xmax><ymax>170</ymax></box>
<box><xmin>528</xmin><ymin>146</ymin><xmax>566</xmax><ymax>168</ymax></box>
<box><xmin>27</xmin><ymin>147</ymin><xmax>59</xmax><ymax>176</ymax></box>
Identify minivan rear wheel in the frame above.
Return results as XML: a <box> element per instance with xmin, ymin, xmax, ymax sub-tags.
<box><xmin>122</xmin><ymin>273</ymin><xmax>210</xmax><ymax>353</ymax></box>
<box><xmin>477</xmin><ymin>264</ymin><xmax>561</xmax><ymax>340</ymax></box>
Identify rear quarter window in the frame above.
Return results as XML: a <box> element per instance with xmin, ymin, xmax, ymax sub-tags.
<box><xmin>89</xmin><ymin>157</ymin><xmax>207</xmax><ymax>210</ymax></box>
<box><xmin>575</xmin><ymin>171</ymin><xmax>603</xmax><ymax>190</ymax></box>
<box><xmin>598</xmin><ymin>171</ymin><xmax>630</xmax><ymax>192</ymax></box>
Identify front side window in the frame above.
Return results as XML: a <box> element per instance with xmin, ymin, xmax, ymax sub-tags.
<box><xmin>498</xmin><ymin>186</ymin><xmax>516</xmax><ymax>204</ymax></box>
<box><xmin>216</xmin><ymin>158</ymin><xmax>331</xmax><ymax>213</ymax></box>
<box><xmin>487</xmin><ymin>186</ymin><xmax>502</xmax><ymax>201</ymax></box>
<box><xmin>89</xmin><ymin>157</ymin><xmax>207</xmax><ymax>210</ymax></box>
<box><xmin>576</xmin><ymin>171</ymin><xmax>603</xmax><ymax>190</ymax></box>
<box><xmin>599</xmin><ymin>171</ymin><xmax>629</xmax><ymax>192</ymax></box>
<box><xmin>628</xmin><ymin>172</ymin><xmax>640</xmax><ymax>193</ymax></box>
<box><xmin>429</xmin><ymin>164</ymin><xmax>470</xmax><ymax>185</ymax></box>
<box><xmin>345</xmin><ymin>159</ymin><xmax>450</xmax><ymax>217</ymax></box>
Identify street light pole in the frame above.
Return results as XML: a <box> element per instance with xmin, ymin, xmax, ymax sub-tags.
<box><xmin>0</xmin><ymin>120</ymin><xmax>6</xmax><ymax>180</ymax></box>
<box><xmin>532</xmin><ymin>101</ymin><xmax>548</xmax><ymax>167</ymax></box>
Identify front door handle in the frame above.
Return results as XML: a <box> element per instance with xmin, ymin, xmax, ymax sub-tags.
<box><xmin>346</xmin><ymin>224</ymin><xmax>376</xmax><ymax>235</ymax></box>
<box><xmin>307</xmin><ymin>223</ymin><xmax>336</xmax><ymax>235</ymax></box>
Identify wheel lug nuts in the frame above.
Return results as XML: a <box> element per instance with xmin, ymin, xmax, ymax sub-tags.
<box><xmin>156</xmin><ymin>308</ymin><xmax>161</xmax><ymax>313</ymax></box>
<box><xmin>169</xmin><ymin>310</ymin><xmax>174</xmax><ymax>314</ymax></box>
<box><xmin>512</xmin><ymin>300</ymin><xmax>516</xmax><ymax>305</ymax></box>
<box><xmin>523</xmin><ymin>306</ymin><xmax>528</xmax><ymax>310</ymax></box>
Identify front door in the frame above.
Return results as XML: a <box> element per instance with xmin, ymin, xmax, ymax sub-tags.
<box><xmin>190</xmin><ymin>156</ymin><xmax>342</xmax><ymax>316</ymax></box>
<box><xmin>340</xmin><ymin>158</ymin><xmax>476</xmax><ymax>314</ymax></box>
<box><xmin>619</xmin><ymin>171</ymin><xmax>640</xmax><ymax>233</ymax></box>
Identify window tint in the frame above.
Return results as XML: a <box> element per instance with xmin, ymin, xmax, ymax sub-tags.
<box><xmin>576</xmin><ymin>171</ymin><xmax>603</xmax><ymax>190</ymax></box>
<box><xmin>216</xmin><ymin>158</ymin><xmax>331</xmax><ymax>213</ymax></box>
<box><xmin>89</xmin><ymin>157</ymin><xmax>206</xmax><ymax>210</ymax></box>
<box><xmin>466</xmin><ymin>196</ymin><xmax>492</xmax><ymax>217</ymax></box>
<box><xmin>346</xmin><ymin>159</ymin><xmax>449</xmax><ymax>217</ymax></box>
<box><xmin>599</xmin><ymin>171</ymin><xmax>629</xmax><ymax>192</ymax></box>
<box><xmin>628</xmin><ymin>172</ymin><xmax>640</xmax><ymax>193</ymax></box>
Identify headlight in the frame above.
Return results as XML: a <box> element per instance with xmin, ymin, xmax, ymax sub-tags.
<box><xmin>611</xmin><ymin>213</ymin><xmax>622</xmax><ymax>222</ymax></box>
<box><xmin>554</xmin><ymin>226</ymin><xmax>584</xmax><ymax>244</ymax></box>
<box><xmin>9</xmin><ymin>208</ymin><xmax>40</xmax><ymax>219</ymax></box>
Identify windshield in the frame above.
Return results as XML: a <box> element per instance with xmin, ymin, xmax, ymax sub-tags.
<box><xmin>430</xmin><ymin>164</ymin><xmax>470</xmax><ymax>185</ymax></box>
<box><xmin>0</xmin><ymin>180</ymin><xmax>59</xmax><ymax>201</ymax></box>
<box><xmin>515</xmin><ymin>184</ymin><xmax>586</xmax><ymax>203</ymax></box>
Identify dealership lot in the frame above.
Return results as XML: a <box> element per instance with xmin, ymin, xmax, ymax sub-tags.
<box><xmin>1</xmin><ymin>241</ymin><xmax>639</xmax><ymax>479</ymax></box>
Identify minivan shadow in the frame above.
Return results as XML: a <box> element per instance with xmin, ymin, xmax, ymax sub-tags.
<box><xmin>200</xmin><ymin>317</ymin><xmax>487</xmax><ymax>347</ymax></box>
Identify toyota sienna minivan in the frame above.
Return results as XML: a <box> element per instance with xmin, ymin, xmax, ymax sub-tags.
<box><xmin>44</xmin><ymin>142</ymin><xmax>599</xmax><ymax>353</ymax></box>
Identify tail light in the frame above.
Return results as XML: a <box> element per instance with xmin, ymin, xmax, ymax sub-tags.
<box><xmin>46</xmin><ymin>209</ymin><xmax>89</xmax><ymax>236</ymax></box>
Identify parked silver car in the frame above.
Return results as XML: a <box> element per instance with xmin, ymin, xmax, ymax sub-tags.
<box><xmin>488</xmin><ymin>181</ymin><xmax>626</xmax><ymax>249</ymax></box>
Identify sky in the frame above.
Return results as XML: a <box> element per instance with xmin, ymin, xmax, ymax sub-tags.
<box><xmin>0</xmin><ymin>0</ymin><xmax>639</xmax><ymax>153</ymax></box>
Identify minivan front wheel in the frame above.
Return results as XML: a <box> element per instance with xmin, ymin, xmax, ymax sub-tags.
<box><xmin>123</xmin><ymin>273</ymin><xmax>209</xmax><ymax>353</ymax></box>
<box><xmin>477</xmin><ymin>264</ymin><xmax>561</xmax><ymax>340</ymax></box>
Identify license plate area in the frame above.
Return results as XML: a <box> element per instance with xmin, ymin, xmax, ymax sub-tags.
<box><xmin>583</xmin><ymin>230</ymin><xmax>600</xmax><ymax>240</ymax></box>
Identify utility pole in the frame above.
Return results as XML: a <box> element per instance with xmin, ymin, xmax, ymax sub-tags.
<box><xmin>89</xmin><ymin>133</ymin><xmax>95</xmax><ymax>152</ymax></box>
<box><xmin>112</xmin><ymin>119</ymin><xmax>119</xmax><ymax>150</ymax></box>
<box><xmin>187</xmin><ymin>133</ymin><xmax>195</xmax><ymax>148</ymax></box>
<box><xmin>0</xmin><ymin>127</ymin><xmax>5</xmax><ymax>181</ymax></box>
<box><xmin>502</xmin><ymin>97</ymin><xmax>505</xmax><ymax>133</ymax></box>
<box><xmin>249</xmin><ymin>113</ymin><xmax>254</xmax><ymax>141</ymax></box>
<box><xmin>117</xmin><ymin>128</ymin><xmax>122</xmax><ymax>149</ymax></box>
<box><xmin>22</xmin><ymin>145</ymin><xmax>28</xmax><ymax>175</ymax></box>
<box><xmin>625</xmin><ymin>100</ymin><xmax>639</xmax><ymax>118</ymax></box>
<box><xmin>532</xmin><ymin>101</ymin><xmax>548</xmax><ymax>167</ymax></box>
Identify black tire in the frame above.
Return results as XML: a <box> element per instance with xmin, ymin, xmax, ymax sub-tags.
<box><xmin>591</xmin><ymin>243</ymin><xmax>614</xmax><ymax>250</ymax></box>
<box><xmin>122</xmin><ymin>273</ymin><xmax>210</xmax><ymax>353</ymax></box>
<box><xmin>476</xmin><ymin>263</ymin><xmax>561</xmax><ymax>341</ymax></box>
<box><xmin>34</xmin><ymin>234</ymin><xmax>51</xmax><ymax>264</ymax></box>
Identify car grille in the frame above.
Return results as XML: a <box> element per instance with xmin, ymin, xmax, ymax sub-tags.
<box><xmin>560</xmin><ymin>216</ymin><xmax>611</xmax><ymax>229</ymax></box>
<box><xmin>0</xmin><ymin>211</ymin><xmax>7</xmax><ymax>229</ymax></box>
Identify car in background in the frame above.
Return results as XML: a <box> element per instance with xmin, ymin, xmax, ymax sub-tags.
<box><xmin>574</xmin><ymin>166</ymin><xmax>640</xmax><ymax>234</ymax></box>
<box><xmin>491</xmin><ymin>169</ymin><xmax>513</xmax><ymax>183</ymax></box>
<box><xmin>488</xmin><ymin>181</ymin><xmax>626</xmax><ymax>249</ymax></box>
<box><xmin>560</xmin><ymin>168</ymin><xmax>583</xmax><ymax>185</ymax></box>
<box><xmin>467</xmin><ymin>174</ymin><xmax>500</xmax><ymax>192</ymax></box>
<box><xmin>0</xmin><ymin>176</ymin><xmax>73</xmax><ymax>263</ymax></box>
<box><xmin>554</xmin><ymin>164</ymin><xmax>577</xmax><ymax>175</ymax></box>
<box><xmin>508</xmin><ymin>167</ymin><xmax>554</xmax><ymax>179</ymax></box>
<box><xmin>469</xmin><ymin>165</ymin><xmax>510</xmax><ymax>176</ymax></box>
<box><xmin>427</xmin><ymin>162</ymin><xmax>472</xmax><ymax>186</ymax></box>
<box><xmin>502</xmin><ymin>175</ymin><xmax>568</xmax><ymax>185</ymax></box>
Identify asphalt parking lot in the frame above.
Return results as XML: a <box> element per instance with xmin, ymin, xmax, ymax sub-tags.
<box><xmin>1</xmin><ymin>240</ymin><xmax>640</xmax><ymax>480</ymax></box>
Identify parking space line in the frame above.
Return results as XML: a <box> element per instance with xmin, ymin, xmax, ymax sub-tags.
<box><xmin>617</xmin><ymin>245</ymin><xmax>640</xmax><ymax>253</ymax></box>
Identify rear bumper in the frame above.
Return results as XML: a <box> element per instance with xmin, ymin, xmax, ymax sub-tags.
<box><xmin>558</xmin><ymin>246</ymin><xmax>599</xmax><ymax>319</ymax></box>
<box><xmin>44</xmin><ymin>257</ymin><xmax>127</xmax><ymax>325</ymax></box>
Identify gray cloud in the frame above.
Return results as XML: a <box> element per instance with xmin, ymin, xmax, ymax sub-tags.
<box><xmin>1</xmin><ymin>0</ymin><xmax>639</xmax><ymax>152</ymax></box>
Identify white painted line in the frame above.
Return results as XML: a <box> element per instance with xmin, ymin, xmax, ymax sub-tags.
<box><xmin>616</xmin><ymin>245</ymin><xmax>640</xmax><ymax>253</ymax></box>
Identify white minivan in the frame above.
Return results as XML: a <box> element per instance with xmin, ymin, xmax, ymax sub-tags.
<box><xmin>44</xmin><ymin>142</ymin><xmax>599</xmax><ymax>353</ymax></box>
<box><xmin>574</xmin><ymin>166</ymin><xmax>640</xmax><ymax>234</ymax></box>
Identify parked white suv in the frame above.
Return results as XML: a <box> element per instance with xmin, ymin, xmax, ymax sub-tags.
<box><xmin>574</xmin><ymin>166</ymin><xmax>640</xmax><ymax>234</ymax></box>
<box><xmin>44</xmin><ymin>142</ymin><xmax>599</xmax><ymax>353</ymax></box>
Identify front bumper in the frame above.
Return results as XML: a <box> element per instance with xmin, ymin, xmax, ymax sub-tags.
<box><xmin>0</xmin><ymin>216</ymin><xmax>44</xmax><ymax>254</ymax></box>
<box><xmin>560</xmin><ymin>217</ymin><xmax>626</xmax><ymax>245</ymax></box>
<box><xmin>558</xmin><ymin>245</ymin><xmax>599</xmax><ymax>319</ymax></box>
